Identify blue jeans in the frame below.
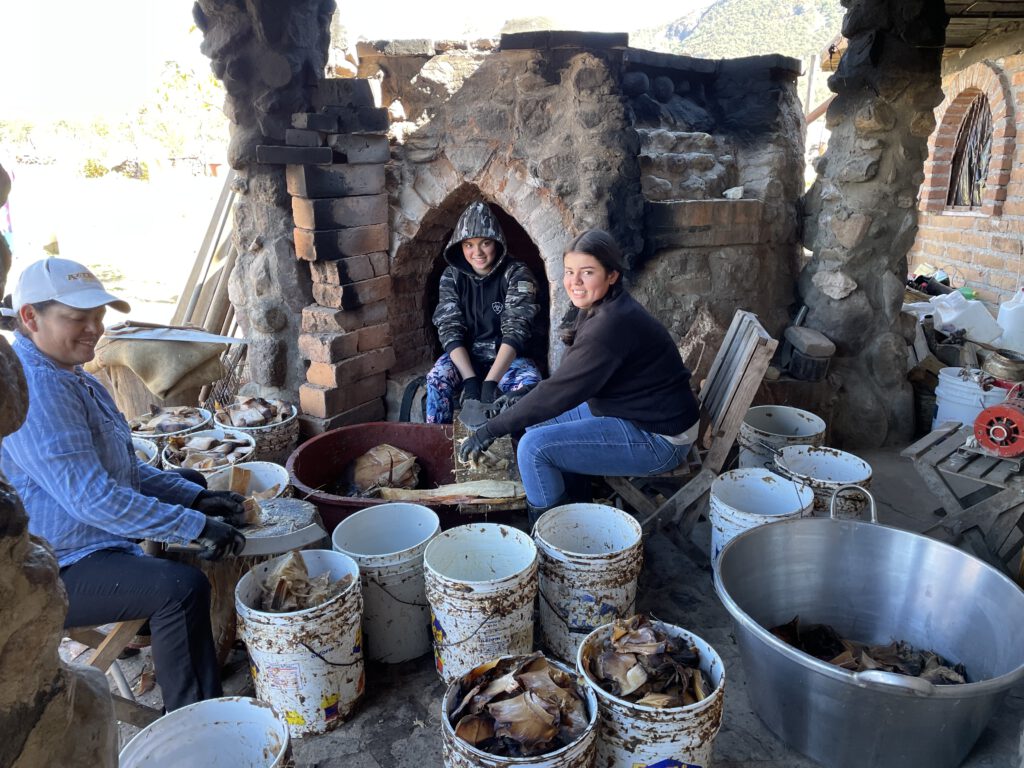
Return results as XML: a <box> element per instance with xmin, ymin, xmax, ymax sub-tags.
<box><xmin>516</xmin><ymin>403</ymin><xmax>691</xmax><ymax>507</ymax></box>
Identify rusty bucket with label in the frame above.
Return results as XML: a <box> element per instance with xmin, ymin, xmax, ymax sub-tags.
<box><xmin>235</xmin><ymin>550</ymin><xmax>364</xmax><ymax>736</ymax></box>
<box><xmin>424</xmin><ymin>524</ymin><xmax>538</xmax><ymax>684</ymax></box>
<box><xmin>533</xmin><ymin>503</ymin><xmax>643</xmax><ymax>663</ymax></box>
<box><xmin>577</xmin><ymin>621</ymin><xmax>725</xmax><ymax>768</ymax></box>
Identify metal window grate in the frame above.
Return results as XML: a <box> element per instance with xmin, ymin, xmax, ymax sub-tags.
<box><xmin>947</xmin><ymin>93</ymin><xmax>992</xmax><ymax>209</ymax></box>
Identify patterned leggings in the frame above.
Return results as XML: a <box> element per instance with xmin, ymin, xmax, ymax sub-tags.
<box><xmin>425</xmin><ymin>354</ymin><xmax>542</xmax><ymax>424</ymax></box>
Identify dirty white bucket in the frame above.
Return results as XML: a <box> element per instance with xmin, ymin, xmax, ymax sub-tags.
<box><xmin>774</xmin><ymin>445</ymin><xmax>872</xmax><ymax>515</ymax></box>
<box><xmin>933</xmin><ymin>367</ymin><xmax>1007</xmax><ymax>430</ymax></box>
<box><xmin>710</xmin><ymin>469</ymin><xmax>814</xmax><ymax>562</ymax></box>
<box><xmin>131</xmin><ymin>437</ymin><xmax>159</xmax><ymax>467</ymax></box>
<box><xmin>424</xmin><ymin>524</ymin><xmax>538</xmax><ymax>684</ymax></box>
<box><xmin>577</xmin><ymin>622</ymin><xmax>725</xmax><ymax>768</ymax></box>
<box><xmin>332</xmin><ymin>502</ymin><xmax>440</xmax><ymax>663</ymax></box>
<box><xmin>533</xmin><ymin>504</ymin><xmax>643</xmax><ymax>664</ymax></box>
<box><xmin>738</xmin><ymin>405</ymin><xmax>826</xmax><ymax>469</ymax></box>
<box><xmin>235</xmin><ymin>550</ymin><xmax>364</xmax><ymax>736</ymax></box>
<box><xmin>440</xmin><ymin>655</ymin><xmax>599</xmax><ymax>768</ymax></box>
<box><xmin>207</xmin><ymin>461</ymin><xmax>291</xmax><ymax>499</ymax></box>
<box><xmin>119</xmin><ymin>696</ymin><xmax>289</xmax><ymax>767</ymax></box>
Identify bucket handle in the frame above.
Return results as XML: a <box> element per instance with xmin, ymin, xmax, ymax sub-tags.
<box><xmin>299</xmin><ymin>641</ymin><xmax>361</xmax><ymax>668</ymax></box>
<box><xmin>829</xmin><ymin>484</ymin><xmax>877</xmax><ymax>523</ymax></box>
<box><xmin>366</xmin><ymin>576</ymin><xmax>429</xmax><ymax>608</ymax></box>
<box><xmin>852</xmin><ymin>669</ymin><xmax>936</xmax><ymax>697</ymax></box>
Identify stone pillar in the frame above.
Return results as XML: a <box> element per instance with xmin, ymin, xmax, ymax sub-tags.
<box><xmin>0</xmin><ymin>164</ymin><xmax>117</xmax><ymax>767</ymax></box>
<box><xmin>801</xmin><ymin>0</ymin><xmax>947</xmax><ymax>447</ymax></box>
<box><xmin>194</xmin><ymin>0</ymin><xmax>336</xmax><ymax>401</ymax></box>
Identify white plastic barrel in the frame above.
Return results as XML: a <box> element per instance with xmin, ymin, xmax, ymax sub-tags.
<box><xmin>774</xmin><ymin>445</ymin><xmax>872</xmax><ymax>515</ymax></box>
<box><xmin>998</xmin><ymin>289</ymin><xmax>1024</xmax><ymax>354</ymax></box>
<box><xmin>577</xmin><ymin>622</ymin><xmax>725</xmax><ymax>768</ymax></box>
<box><xmin>738</xmin><ymin>405</ymin><xmax>826</xmax><ymax>469</ymax></box>
<box><xmin>710</xmin><ymin>469</ymin><xmax>814</xmax><ymax>562</ymax></box>
<box><xmin>207</xmin><ymin>461</ymin><xmax>291</xmax><ymax>499</ymax></box>
<box><xmin>331</xmin><ymin>503</ymin><xmax>440</xmax><ymax>663</ymax></box>
<box><xmin>933</xmin><ymin>367</ymin><xmax>1008</xmax><ymax>430</ymax></box>
<box><xmin>424</xmin><ymin>524</ymin><xmax>538</xmax><ymax>684</ymax></box>
<box><xmin>533</xmin><ymin>504</ymin><xmax>643</xmax><ymax>663</ymax></box>
<box><xmin>235</xmin><ymin>550</ymin><xmax>364</xmax><ymax>736</ymax></box>
<box><xmin>440</xmin><ymin>656</ymin><xmax>599</xmax><ymax>768</ymax></box>
<box><xmin>119</xmin><ymin>696</ymin><xmax>289</xmax><ymax>767</ymax></box>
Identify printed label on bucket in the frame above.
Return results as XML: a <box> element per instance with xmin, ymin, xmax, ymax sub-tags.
<box><xmin>265</xmin><ymin>662</ymin><xmax>302</xmax><ymax>691</ymax></box>
<box><xmin>431</xmin><ymin>610</ymin><xmax>447</xmax><ymax>675</ymax></box>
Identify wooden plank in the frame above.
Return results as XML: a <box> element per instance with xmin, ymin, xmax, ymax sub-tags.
<box><xmin>706</xmin><ymin>330</ymin><xmax>758</xmax><ymax>436</ymax></box>
<box><xmin>901</xmin><ymin>423</ymin><xmax>962</xmax><ymax>460</ymax></box>
<box><xmin>985</xmin><ymin>462</ymin><xmax>1017</xmax><ymax>486</ymax></box>
<box><xmin>912</xmin><ymin>460</ymin><xmax>968</xmax><ymax>514</ymax></box>
<box><xmin>605</xmin><ymin>476</ymin><xmax>658</xmax><ymax>519</ymax></box>
<box><xmin>704</xmin><ymin>340</ymin><xmax>776</xmax><ymax>474</ymax></box>
<box><xmin>919</xmin><ymin>428</ymin><xmax>971</xmax><ymax>468</ymax></box>
<box><xmin>939</xmin><ymin>451</ymin><xmax>976</xmax><ymax>474</ymax></box>
<box><xmin>666</xmin><ymin>469</ymin><xmax>717</xmax><ymax>534</ymax></box>
<box><xmin>85</xmin><ymin>619</ymin><xmax>147</xmax><ymax>674</ymax></box>
<box><xmin>960</xmin><ymin>455</ymin><xmax>1001</xmax><ymax>480</ymax></box>
<box><xmin>699</xmin><ymin>311</ymin><xmax>747</xmax><ymax>408</ymax></box>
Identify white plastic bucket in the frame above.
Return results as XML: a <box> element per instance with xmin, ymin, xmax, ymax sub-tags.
<box><xmin>533</xmin><ymin>504</ymin><xmax>643</xmax><ymax>664</ymax></box>
<box><xmin>933</xmin><ymin>367</ymin><xmax>1008</xmax><ymax>430</ymax></box>
<box><xmin>131</xmin><ymin>437</ymin><xmax>159</xmax><ymax>467</ymax></box>
<box><xmin>710</xmin><ymin>469</ymin><xmax>814</xmax><ymax>562</ymax></box>
<box><xmin>440</xmin><ymin>655</ymin><xmax>599</xmax><ymax>768</ymax></box>
<box><xmin>332</xmin><ymin>503</ymin><xmax>440</xmax><ymax>663</ymax></box>
<box><xmin>235</xmin><ymin>550</ymin><xmax>364</xmax><ymax>736</ymax></box>
<box><xmin>424</xmin><ymin>524</ymin><xmax>538</xmax><ymax>684</ymax></box>
<box><xmin>577</xmin><ymin>622</ymin><xmax>725</xmax><ymax>768</ymax></box>
<box><xmin>774</xmin><ymin>445</ymin><xmax>872</xmax><ymax>515</ymax></box>
<box><xmin>119</xmin><ymin>696</ymin><xmax>289</xmax><ymax>767</ymax></box>
<box><xmin>207</xmin><ymin>461</ymin><xmax>291</xmax><ymax>499</ymax></box>
<box><xmin>738</xmin><ymin>405</ymin><xmax>826</xmax><ymax>469</ymax></box>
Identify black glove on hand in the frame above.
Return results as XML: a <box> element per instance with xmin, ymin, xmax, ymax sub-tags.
<box><xmin>193</xmin><ymin>489</ymin><xmax>247</xmax><ymax>525</ymax></box>
<box><xmin>459</xmin><ymin>424</ymin><xmax>497</xmax><ymax>464</ymax></box>
<box><xmin>195</xmin><ymin>518</ymin><xmax>246</xmax><ymax>561</ymax></box>
<box><xmin>490</xmin><ymin>382</ymin><xmax>536</xmax><ymax>414</ymax></box>
<box><xmin>461</xmin><ymin>376</ymin><xmax>482</xmax><ymax>404</ymax></box>
<box><xmin>480</xmin><ymin>380</ymin><xmax>499</xmax><ymax>404</ymax></box>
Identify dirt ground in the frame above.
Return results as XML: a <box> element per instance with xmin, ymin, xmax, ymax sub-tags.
<box><xmin>68</xmin><ymin>446</ymin><xmax>1024</xmax><ymax>766</ymax></box>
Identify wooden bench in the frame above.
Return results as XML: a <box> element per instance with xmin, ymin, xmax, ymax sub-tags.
<box><xmin>901</xmin><ymin>421</ymin><xmax>1024</xmax><ymax>580</ymax></box>
<box><xmin>605</xmin><ymin>310</ymin><xmax>778</xmax><ymax>533</ymax></box>
<box><xmin>66</xmin><ymin>618</ymin><xmax>162</xmax><ymax>728</ymax></box>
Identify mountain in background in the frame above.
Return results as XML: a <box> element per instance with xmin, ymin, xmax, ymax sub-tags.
<box><xmin>635</xmin><ymin>0</ymin><xmax>843</xmax><ymax>62</ymax></box>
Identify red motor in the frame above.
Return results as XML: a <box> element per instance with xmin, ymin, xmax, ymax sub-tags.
<box><xmin>974</xmin><ymin>395</ymin><xmax>1024</xmax><ymax>457</ymax></box>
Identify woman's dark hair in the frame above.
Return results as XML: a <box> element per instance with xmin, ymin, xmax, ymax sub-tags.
<box><xmin>558</xmin><ymin>229</ymin><xmax>627</xmax><ymax>345</ymax></box>
<box><xmin>1</xmin><ymin>297</ymin><xmax>59</xmax><ymax>333</ymax></box>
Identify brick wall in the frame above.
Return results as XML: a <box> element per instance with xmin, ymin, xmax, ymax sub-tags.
<box><xmin>908</xmin><ymin>55</ymin><xmax>1023</xmax><ymax>305</ymax></box>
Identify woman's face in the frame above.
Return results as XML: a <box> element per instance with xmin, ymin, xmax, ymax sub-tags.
<box><xmin>20</xmin><ymin>303</ymin><xmax>106</xmax><ymax>370</ymax></box>
<box><xmin>462</xmin><ymin>237</ymin><xmax>499</xmax><ymax>276</ymax></box>
<box><xmin>563</xmin><ymin>251</ymin><xmax>619</xmax><ymax>310</ymax></box>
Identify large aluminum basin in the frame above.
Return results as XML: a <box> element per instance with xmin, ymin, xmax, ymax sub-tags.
<box><xmin>714</xmin><ymin>516</ymin><xmax>1024</xmax><ymax>768</ymax></box>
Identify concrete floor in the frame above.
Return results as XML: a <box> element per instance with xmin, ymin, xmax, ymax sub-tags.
<box><xmin>90</xmin><ymin>447</ymin><xmax>1024</xmax><ymax>766</ymax></box>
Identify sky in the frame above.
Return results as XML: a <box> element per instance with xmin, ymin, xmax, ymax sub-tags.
<box><xmin>1</xmin><ymin>0</ymin><xmax>708</xmax><ymax>120</ymax></box>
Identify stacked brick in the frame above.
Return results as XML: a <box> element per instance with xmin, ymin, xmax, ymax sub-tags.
<box><xmin>265</xmin><ymin>78</ymin><xmax>394</xmax><ymax>436</ymax></box>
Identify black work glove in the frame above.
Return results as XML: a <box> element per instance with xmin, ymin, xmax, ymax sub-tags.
<box><xmin>480</xmin><ymin>380</ymin><xmax>499</xmax><ymax>404</ymax></box>
<box><xmin>460</xmin><ymin>376</ymin><xmax>482</xmax><ymax>404</ymax></box>
<box><xmin>459</xmin><ymin>424</ymin><xmax>497</xmax><ymax>464</ymax></box>
<box><xmin>193</xmin><ymin>489</ymin><xmax>247</xmax><ymax>525</ymax></box>
<box><xmin>195</xmin><ymin>518</ymin><xmax>246</xmax><ymax>561</ymax></box>
<box><xmin>490</xmin><ymin>383</ymin><xmax>536</xmax><ymax>414</ymax></box>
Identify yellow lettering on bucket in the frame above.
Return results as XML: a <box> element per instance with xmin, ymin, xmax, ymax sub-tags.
<box><xmin>285</xmin><ymin>710</ymin><xmax>306</xmax><ymax>726</ymax></box>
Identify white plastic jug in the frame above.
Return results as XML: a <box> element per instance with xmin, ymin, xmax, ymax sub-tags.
<box><xmin>998</xmin><ymin>289</ymin><xmax>1024</xmax><ymax>354</ymax></box>
<box><xmin>930</xmin><ymin>291</ymin><xmax>1003</xmax><ymax>343</ymax></box>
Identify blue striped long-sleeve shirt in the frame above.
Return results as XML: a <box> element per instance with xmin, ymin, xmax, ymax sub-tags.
<box><xmin>1</xmin><ymin>333</ymin><xmax>207</xmax><ymax>567</ymax></box>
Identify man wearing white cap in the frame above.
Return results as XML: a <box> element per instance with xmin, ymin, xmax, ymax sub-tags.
<box><xmin>1</xmin><ymin>257</ymin><xmax>247</xmax><ymax>711</ymax></box>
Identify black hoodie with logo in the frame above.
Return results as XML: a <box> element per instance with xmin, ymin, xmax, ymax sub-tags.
<box><xmin>431</xmin><ymin>202</ymin><xmax>539</xmax><ymax>365</ymax></box>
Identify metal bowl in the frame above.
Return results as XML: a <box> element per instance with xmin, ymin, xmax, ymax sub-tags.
<box><xmin>714</xmin><ymin>489</ymin><xmax>1024</xmax><ymax>768</ymax></box>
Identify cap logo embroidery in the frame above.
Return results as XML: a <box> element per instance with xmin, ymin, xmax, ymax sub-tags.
<box><xmin>66</xmin><ymin>272</ymin><xmax>99</xmax><ymax>283</ymax></box>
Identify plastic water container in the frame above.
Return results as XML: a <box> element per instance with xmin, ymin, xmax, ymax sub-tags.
<box><xmin>930</xmin><ymin>291</ymin><xmax>1002</xmax><ymax>343</ymax></box>
<box><xmin>998</xmin><ymin>289</ymin><xmax>1024</xmax><ymax>354</ymax></box>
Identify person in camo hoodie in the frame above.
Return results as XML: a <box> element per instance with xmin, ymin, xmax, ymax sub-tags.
<box><xmin>427</xmin><ymin>201</ymin><xmax>542</xmax><ymax>423</ymax></box>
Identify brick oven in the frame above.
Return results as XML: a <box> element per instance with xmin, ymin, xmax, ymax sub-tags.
<box><xmin>279</xmin><ymin>32</ymin><xmax>805</xmax><ymax>434</ymax></box>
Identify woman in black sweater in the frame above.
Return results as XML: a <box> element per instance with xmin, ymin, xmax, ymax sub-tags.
<box><xmin>460</xmin><ymin>229</ymin><xmax>700</xmax><ymax>521</ymax></box>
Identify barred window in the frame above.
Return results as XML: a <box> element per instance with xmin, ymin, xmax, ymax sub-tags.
<box><xmin>947</xmin><ymin>93</ymin><xmax>992</xmax><ymax>208</ymax></box>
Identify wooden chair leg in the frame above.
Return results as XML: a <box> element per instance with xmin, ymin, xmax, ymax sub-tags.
<box><xmin>636</xmin><ymin>469</ymin><xmax>716</xmax><ymax>533</ymax></box>
<box><xmin>85</xmin><ymin>618</ymin><xmax>148</xmax><ymax>673</ymax></box>
<box><xmin>605</xmin><ymin>476</ymin><xmax>658</xmax><ymax>519</ymax></box>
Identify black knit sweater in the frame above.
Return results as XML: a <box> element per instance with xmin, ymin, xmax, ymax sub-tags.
<box><xmin>487</xmin><ymin>291</ymin><xmax>699</xmax><ymax>437</ymax></box>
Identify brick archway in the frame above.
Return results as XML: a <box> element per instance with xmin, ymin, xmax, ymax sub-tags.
<box><xmin>921</xmin><ymin>60</ymin><xmax>1015</xmax><ymax>216</ymax></box>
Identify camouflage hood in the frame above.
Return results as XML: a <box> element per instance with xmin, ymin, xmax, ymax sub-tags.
<box><xmin>443</xmin><ymin>202</ymin><xmax>508</xmax><ymax>279</ymax></box>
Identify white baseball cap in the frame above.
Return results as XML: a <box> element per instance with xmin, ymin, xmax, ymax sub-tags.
<box><xmin>1</xmin><ymin>257</ymin><xmax>131</xmax><ymax>317</ymax></box>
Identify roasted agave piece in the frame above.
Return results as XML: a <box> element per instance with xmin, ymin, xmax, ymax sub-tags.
<box><xmin>585</xmin><ymin>614</ymin><xmax>713</xmax><ymax>707</ymax></box>
<box><xmin>258</xmin><ymin>551</ymin><xmax>353</xmax><ymax>613</ymax></box>
<box><xmin>165</xmin><ymin>434</ymin><xmax>252</xmax><ymax>471</ymax></box>
<box><xmin>449</xmin><ymin>652</ymin><xmax>589</xmax><ymax>757</ymax></box>
<box><xmin>129</xmin><ymin>405</ymin><xmax>206</xmax><ymax>435</ymax></box>
<box><xmin>216</xmin><ymin>396</ymin><xmax>292</xmax><ymax>428</ymax></box>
